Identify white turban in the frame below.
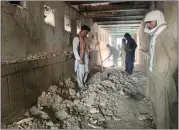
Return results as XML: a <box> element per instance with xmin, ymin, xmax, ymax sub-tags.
<box><xmin>144</xmin><ymin>10</ymin><xmax>167</xmax><ymax>35</ymax></box>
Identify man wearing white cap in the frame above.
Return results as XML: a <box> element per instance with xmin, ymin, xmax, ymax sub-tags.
<box><xmin>144</xmin><ymin>10</ymin><xmax>177</xmax><ymax>128</ymax></box>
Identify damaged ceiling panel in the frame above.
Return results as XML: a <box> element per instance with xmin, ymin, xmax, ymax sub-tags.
<box><xmin>67</xmin><ymin>1</ymin><xmax>150</xmax><ymax>35</ymax></box>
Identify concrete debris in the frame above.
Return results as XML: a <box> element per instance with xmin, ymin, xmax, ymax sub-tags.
<box><xmin>2</xmin><ymin>51</ymin><xmax>73</xmax><ymax>64</ymax></box>
<box><xmin>85</xmin><ymin>92</ymin><xmax>97</xmax><ymax>106</ymax></box>
<box><xmin>87</xmin><ymin>72</ymin><xmax>101</xmax><ymax>85</ymax></box>
<box><xmin>119</xmin><ymin>89</ymin><xmax>125</xmax><ymax>96</ymax></box>
<box><xmin>46</xmin><ymin>121</ymin><xmax>54</xmax><ymax>127</ymax></box>
<box><xmin>138</xmin><ymin>114</ymin><xmax>150</xmax><ymax>121</ymax></box>
<box><xmin>90</xmin><ymin>107</ymin><xmax>99</xmax><ymax>114</ymax></box>
<box><xmin>88</xmin><ymin>123</ymin><xmax>103</xmax><ymax>129</ymax></box>
<box><xmin>28</xmin><ymin>106</ymin><xmax>50</xmax><ymax>120</ymax></box>
<box><xmin>16</xmin><ymin>118</ymin><xmax>34</xmax><ymax>125</ymax></box>
<box><xmin>112</xmin><ymin>116</ymin><xmax>121</xmax><ymax>121</ymax></box>
<box><xmin>69</xmin><ymin>88</ymin><xmax>76</xmax><ymax>98</ymax></box>
<box><xmin>55</xmin><ymin>110</ymin><xmax>69</xmax><ymax>120</ymax></box>
<box><xmin>65</xmin><ymin>78</ymin><xmax>76</xmax><ymax>89</ymax></box>
<box><xmin>6</xmin><ymin>68</ymin><xmax>155</xmax><ymax>129</ymax></box>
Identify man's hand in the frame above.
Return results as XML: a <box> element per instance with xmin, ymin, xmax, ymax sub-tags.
<box><xmin>78</xmin><ymin>59</ymin><xmax>83</xmax><ymax>64</ymax></box>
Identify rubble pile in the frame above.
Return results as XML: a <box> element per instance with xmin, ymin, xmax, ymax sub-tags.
<box><xmin>2</xmin><ymin>51</ymin><xmax>73</xmax><ymax>64</ymax></box>
<box><xmin>6</xmin><ymin>68</ymin><xmax>155</xmax><ymax>129</ymax></box>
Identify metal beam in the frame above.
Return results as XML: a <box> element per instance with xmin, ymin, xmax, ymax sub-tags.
<box><xmin>66</xmin><ymin>1</ymin><xmax>110</xmax><ymax>5</ymax></box>
<box><xmin>79</xmin><ymin>4</ymin><xmax>148</xmax><ymax>13</ymax></box>
<box><xmin>96</xmin><ymin>20</ymin><xmax>142</xmax><ymax>25</ymax></box>
<box><xmin>84</xmin><ymin>8</ymin><xmax>147</xmax><ymax>13</ymax></box>
<box><xmin>104</xmin><ymin>29</ymin><xmax>137</xmax><ymax>32</ymax></box>
<box><xmin>100</xmin><ymin>24</ymin><xmax>140</xmax><ymax>27</ymax></box>
<box><xmin>86</xmin><ymin>9</ymin><xmax>147</xmax><ymax>16</ymax></box>
<box><xmin>107</xmin><ymin>31</ymin><xmax>137</xmax><ymax>34</ymax></box>
<box><xmin>107</xmin><ymin>29</ymin><xmax>137</xmax><ymax>32</ymax></box>
<box><xmin>93</xmin><ymin>15</ymin><xmax>144</xmax><ymax>19</ymax></box>
<box><xmin>106</xmin><ymin>29</ymin><xmax>137</xmax><ymax>31</ymax></box>
<box><xmin>102</xmin><ymin>26</ymin><xmax>138</xmax><ymax>29</ymax></box>
<box><xmin>93</xmin><ymin>15</ymin><xmax>144</xmax><ymax>22</ymax></box>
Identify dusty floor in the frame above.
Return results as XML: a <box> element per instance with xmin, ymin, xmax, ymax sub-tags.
<box><xmin>5</xmin><ymin>68</ymin><xmax>156</xmax><ymax>129</ymax></box>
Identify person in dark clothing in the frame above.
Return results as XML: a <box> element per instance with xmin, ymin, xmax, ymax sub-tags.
<box><xmin>124</xmin><ymin>33</ymin><xmax>137</xmax><ymax>74</ymax></box>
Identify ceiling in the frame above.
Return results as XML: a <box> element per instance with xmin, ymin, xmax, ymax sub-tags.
<box><xmin>67</xmin><ymin>1</ymin><xmax>150</xmax><ymax>36</ymax></box>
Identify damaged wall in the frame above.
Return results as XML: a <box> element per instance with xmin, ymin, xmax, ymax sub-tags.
<box><xmin>1</xmin><ymin>1</ymin><xmax>107</xmax><ymax>126</ymax></box>
<box><xmin>1</xmin><ymin>54</ymin><xmax>74</xmax><ymax>126</ymax></box>
<box><xmin>1</xmin><ymin>1</ymin><xmax>46</xmax><ymax>61</ymax></box>
<box><xmin>1</xmin><ymin>1</ymin><xmax>94</xmax><ymax>61</ymax></box>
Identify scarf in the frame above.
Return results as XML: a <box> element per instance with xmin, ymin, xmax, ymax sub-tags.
<box><xmin>78</xmin><ymin>31</ymin><xmax>89</xmax><ymax>60</ymax></box>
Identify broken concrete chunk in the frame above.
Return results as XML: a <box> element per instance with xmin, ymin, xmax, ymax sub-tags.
<box><xmin>46</xmin><ymin>121</ymin><xmax>54</xmax><ymax>127</ymax></box>
<box><xmin>90</xmin><ymin>107</ymin><xmax>99</xmax><ymax>114</ymax></box>
<box><xmin>112</xmin><ymin>116</ymin><xmax>121</xmax><ymax>121</ymax></box>
<box><xmin>59</xmin><ymin>80</ymin><xmax>64</xmax><ymax>86</ymax></box>
<box><xmin>69</xmin><ymin>88</ymin><xmax>76</xmax><ymax>97</ymax></box>
<box><xmin>29</xmin><ymin>106</ymin><xmax>50</xmax><ymax>120</ymax></box>
<box><xmin>55</xmin><ymin>110</ymin><xmax>69</xmax><ymax>120</ymax></box>
<box><xmin>37</xmin><ymin>92</ymin><xmax>48</xmax><ymax>107</ymax></box>
<box><xmin>16</xmin><ymin>118</ymin><xmax>34</xmax><ymax>125</ymax></box>
<box><xmin>88</xmin><ymin>123</ymin><xmax>103</xmax><ymax>129</ymax></box>
<box><xmin>54</xmin><ymin>95</ymin><xmax>63</xmax><ymax>104</ymax></box>
<box><xmin>138</xmin><ymin>114</ymin><xmax>149</xmax><ymax>121</ymax></box>
<box><xmin>99</xmin><ymin>98</ymin><xmax>108</xmax><ymax>106</ymax></box>
<box><xmin>74</xmin><ymin>99</ymin><xmax>80</xmax><ymax>105</ymax></box>
<box><xmin>64</xmin><ymin>78</ymin><xmax>76</xmax><ymax>88</ymax></box>
<box><xmin>51</xmin><ymin>125</ymin><xmax>60</xmax><ymax>129</ymax></box>
<box><xmin>48</xmin><ymin>85</ymin><xmax>58</xmax><ymax>94</ymax></box>
<box><xmin>87</xmin><ymin>72</ymin><xmax>101</xmax><ymax>85</ymax></box>
<box><xmin>90</xmin><ymin>119</ymin><xmax>98</xmax><ymax>124</ymax></box>
<box><xmin>86</xmin><ymin>92</ymin><xmax>97</xmax><ymax>106</ymax></box>
<box><xmin>25</xmin><ymin>111</ymin><xmax>30</xmax><ymax>117</ymax></box>
<box><xmin>119</xmin><ymin>89</ymin><xmax>125</xmax><ymax>96</ymax></box>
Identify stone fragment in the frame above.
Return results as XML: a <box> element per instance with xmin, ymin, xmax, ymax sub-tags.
<box><xmin>55</xmin><ymin>110</ymin><xmax>68</xmax><ymax>120</ymax></box>
<box><xmin>138</xmin><ymin>114</ymin><xmax>149</xmax><ymax>121</ymax></box>
<box><xmin>88</xmin><ymin>123</ymin><xmax>103</xmax><ymax>129</ymax></box>
<box><xmin>29</xmin><ymin>106</ymin><xmax>50</xmax><ymax>120</ymax></box>
<box><xmin>69</xmin><ymin>88</ymin><xmax>76</xmax><ymax>97</ymax></box>
<box><xmin>86</xmin><ymin>92</ymin><xmax>97</xmax><ymax>106</ymax></box>
<box><xmin>90</xmin><ymin>107</ymin><xmax>99</xmax><ymax>114</ymax></box>
<box><xmin>119</xmin><ymin>89</ymin><xmax>125</xmax><ymax>96</ymax></box>
<box><xmin>46</xmin><ymin>121</ymin><xmax>54</xmax><ymax>127</ymax></box>
<box><xmin>64</xmin><ymin>78</ymin><xmax>76</xmax><ymax>88</ymax></box>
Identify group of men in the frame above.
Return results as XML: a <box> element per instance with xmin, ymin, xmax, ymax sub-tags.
<box><xmin>72</xmin><ymin>10</ymin><xmax>177</xmax><ymax>129</ymax></box>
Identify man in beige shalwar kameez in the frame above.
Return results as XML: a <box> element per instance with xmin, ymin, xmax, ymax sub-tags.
<box><xmin>144</xmin><ymin>10</ymin><xmax>178</xmax><ymax>128</ymax></box>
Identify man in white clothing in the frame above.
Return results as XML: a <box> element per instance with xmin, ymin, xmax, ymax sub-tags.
<box><xmin>73</xmin><ymin>25</ymin><xmax>91</xmax><ymax>91</ymax></box>
<box><xmin>144</xmin><ymin>10</ymin><xmax>177</xmax><ymax>128</ymax></box>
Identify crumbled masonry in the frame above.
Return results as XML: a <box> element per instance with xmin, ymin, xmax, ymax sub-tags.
<box><xmin>6</xmin><ymin>68</ymin><xmax>156</xmax><ymax>129</ymax></box>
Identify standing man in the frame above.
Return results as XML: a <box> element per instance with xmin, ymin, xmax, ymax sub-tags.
<box><xmin>106</xmin><ymin>44</ymin><xmax>119</xmax><ymax>67</ymax></box>
<box><xmin>124</xmin><ymin>33</ymin><xmax>137</xmax><ymax>74</ymax></box>
<box><xmin>144</xmin><ymin>10</ymin><xmax>177</xmax><ymax>128</ymax></box>
<box><xmin>73</xmin><ymin>25</ymin><xmax>91</xmax><ymax>91</ymax></box>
